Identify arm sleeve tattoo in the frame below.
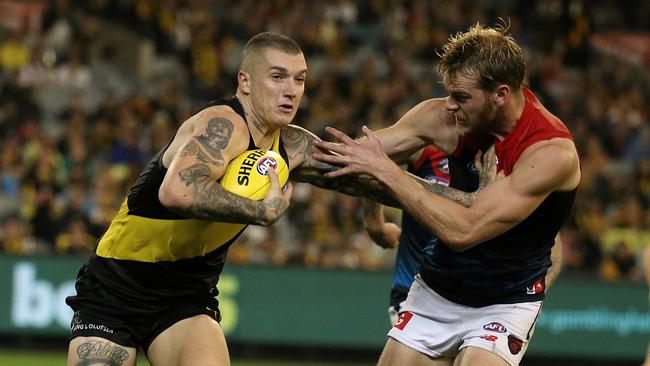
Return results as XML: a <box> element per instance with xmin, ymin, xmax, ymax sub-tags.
<box><xmin>173</xmin><ymin>117</ymin><xmax>284</xmax><ymax>225</ymax></box>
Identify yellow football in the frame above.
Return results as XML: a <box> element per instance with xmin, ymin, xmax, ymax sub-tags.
<box><xmin>219</xmin><ymin>149</ymin><xmax>289</xmax><ymax>200</ymax></box>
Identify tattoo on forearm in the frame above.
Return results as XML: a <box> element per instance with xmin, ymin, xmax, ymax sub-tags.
<box><xmin>195</xmin><ymin>118</ymin><xmax>234</xmax><ymax>162</ymax></box>
<box><xmin>265</xmin><ymin>197</ymin><xmax>288</xmax><ymax>214</ymax></box>
<box><xmin>414</xmin><ymin>179</ymin><xmax>476</xmax><ymax>208</ymax></box>
<box><xmin>178</xmin><ymin>164</ymin><xmax>270</xmax><ymax>224</ymax></box>
<box><xmin>75</xmin><ymin>341</ymin><xmax>129</xmax><ymax>366</ymax></box>
<box><xmin>174</xmin><ymin>117</ymin><xmax>280</xmax><ymax>224</ymax></box>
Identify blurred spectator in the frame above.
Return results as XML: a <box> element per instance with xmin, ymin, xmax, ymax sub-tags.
<box><xmin>0</xmin><ymin>0</ymin><xmax>648</xmax><ymax>281</ymax></box>
<box><xmin>55</xmin><ymin>216</ymin><xmax>96</xmax><ymax>255</ymax></box>
<box><xmin>0</xmin><ymin>31</ymin><xmax>30</xmax><ymax>72</ymax></box>
<box><xmin>0</xmin><ymin>216</ymin><xmax>45</xmax><ymax>255</ymax></box>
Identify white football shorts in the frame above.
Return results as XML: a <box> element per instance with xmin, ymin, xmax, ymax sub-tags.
<box><xmin>387</xmin><ymin>274</ymin><xmax>542</xmax><ymax>366</ymax></box>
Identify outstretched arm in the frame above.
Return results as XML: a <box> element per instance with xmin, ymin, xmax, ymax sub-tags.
<box><xmin>284</xmin><ymin>124</ymin><xmax>495</xmax><ymax>208</ymax></box>
<box><xmin>159</xmin><ymin>109</ymin><xmax>291</xmax><ymax>226</ymax></box>
<box><xmin>314</xmin><ymin>126</ymin><xmax>581</xmax><ymax>251</ymax></box>
<box><xmin>282</xmin><ymin>124</ymin><xmax>399</xmax><ymax>205</ymax></box>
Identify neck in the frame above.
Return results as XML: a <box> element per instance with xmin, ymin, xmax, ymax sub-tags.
<box><xmin>235</xmin><ymin>90</ymin><xmax>275</xmax><ymax>149</ymax></box>
<box><xmin>490</xmin><ymin>88</ymin><xmax>526</xmax><ymax>141</ymax></box>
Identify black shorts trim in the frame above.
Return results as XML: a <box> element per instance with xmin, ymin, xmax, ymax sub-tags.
<box><xmin>67</xmin><ymin>264</ymin><xmax>220</xmax><ymax>351</ymax></box>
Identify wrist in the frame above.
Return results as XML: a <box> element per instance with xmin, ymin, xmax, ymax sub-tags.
<box><xmin>374</xmin><ymin>161</ymin><xmax>402</xmax><ymax>186</ymax></box>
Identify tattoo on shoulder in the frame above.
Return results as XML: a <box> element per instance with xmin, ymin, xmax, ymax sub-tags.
<box><xmin>75</xmin><ymin>340</ymin><xmax>129</xmax><ymax>366</ymax></box>
<box><xmin>282</xmin><ymin>127</ymin><xmax>315</xmax><ymax>164</ymax></box>
<box><xmin>195</xmin><ymin>118</ymin><xmax>234</xmax><ymax>163</ymax></box>
<box><xmin>179</xmin><ymin>163</ymin><xmax>212</xmax><ymax>187</ymax></box>
<box><xmin>180</xmin><ymin>141</ymin><xmax>216</xmax><ymax>164</ymax></box>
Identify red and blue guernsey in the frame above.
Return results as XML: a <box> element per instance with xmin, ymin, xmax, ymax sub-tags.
<box><xmin>419</xmin><ymin>88</ymin><xmax>577</xmax><ymax>307</ymax></box>
<box><xmin>390</xmin><ymin>147</ymin><xmax>478</xmax><ymax>309</ymax></box>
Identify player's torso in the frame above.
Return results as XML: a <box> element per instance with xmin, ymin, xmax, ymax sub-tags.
<box><xmin>91</xmin><ymin>97</ymin><xmax>289</xmax><ymax>296</ymax></box>
<box><xmin>420</xmin><ymin>89</ymin><xmax>577</xmax><ymax>307</ymax></box>
<box><xmin>393</xmin><ymin>147</ymin><xmax>478</xmax><ymax>291</ymax></box>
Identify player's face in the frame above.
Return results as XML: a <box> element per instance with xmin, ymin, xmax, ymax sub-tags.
<box><xmin>443</xmin><ymin>71</ymin><xmax>499</xmax><ymax>135</ymax></box>
<box><xmin>249</xmin><ymin>48</ymin><xmax>307</xmax><ymax>128</ymax></box>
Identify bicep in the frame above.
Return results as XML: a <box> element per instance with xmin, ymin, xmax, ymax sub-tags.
<box><xmin>465</xmin><ymin>175</ymin><xmax>548</xmax><ymax>241</ymax></box>
<box><xmin>164</xmin><ymin>113</ymin><xmax>248</xmax><ymax>190</ymax></box>
<box><xmin>466</xmin><ymin>142</ymin><xmax>578</xmax><ymax>242</ymax></box>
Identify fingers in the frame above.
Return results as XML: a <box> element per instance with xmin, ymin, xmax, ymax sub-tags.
<box><xmin>362</xmin><ymin>125</ymin><xmax>378</xmax><ymax>143</ymax></box>
<box><xmin>323</xmin><ymin>165</ymin><xmax>356</xmax><ymax>178</ymax></box>
<box><xmin>267</xmin><ymin>166</ymin><xmax>279</xmax><ymax>189</ymax></box>
<box><xmin>313</xmin><ymin>139</ymin><xmax>345</xmax><ymax>154</ymax></box>
<box><xmin>312</xmin><ymin>151</ymin><xmax>346</xmax><ymax>166</ymax></box>
<box><xmin>312</xmin><ymin>127</ymin><xmax>356</xmax><ymax>154</ymax></box>
<box><xmin>325</xmin><ymin>126</ymin><xmax>356</xmax><ymax>144</ymax></box>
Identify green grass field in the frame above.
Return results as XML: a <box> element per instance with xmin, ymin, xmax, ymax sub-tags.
<box><xmin>0</xmin><ymin>349</ymin><xmax>374</xmax><ymax>366</ymax></box>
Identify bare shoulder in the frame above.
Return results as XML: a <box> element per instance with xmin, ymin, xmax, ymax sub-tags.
<box><xmin>163</xmin><ymin>105</ymin><xmax>249</xmax><ymax>167</ymax></box>
<box><xmin>399</xmin><ymin>98</ymin><xmax>447</xmax><ymax>121</ymax></box>
<box><xmin>280</xmin><ymin>124</ymin><xmax>319</xmax><ymax>169</ymax></box>
<box><xmin>514</xmin><ymin>137</ymin><xmax>581</xmax><ymax>193</ymax></box>
<box><xmin>191</xmin><ymin>105</ymin><xmax>248</xmax><ymax>140</ymax></box>
<box><xmin>397</xmin><ymin>97</ymin><xmax>457</xmax><ymax>153</ymax></box>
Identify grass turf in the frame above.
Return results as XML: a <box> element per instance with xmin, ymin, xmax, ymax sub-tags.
<box><xmin>0</xmin><ymin>349</ymin><xmax>374</xmax><ymax>366</ymax></box>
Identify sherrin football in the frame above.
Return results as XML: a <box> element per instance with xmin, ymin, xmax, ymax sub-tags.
<box><xmin>219</xmin><ymin>149</ymin><xmax>289</xmax><ymax>200</ymax></box>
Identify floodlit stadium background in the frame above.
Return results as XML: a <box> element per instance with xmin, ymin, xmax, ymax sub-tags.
<box><xmin>0</xmin><ymin>1</ymin><xmax>648</xmax><ymax>365</ymax></box>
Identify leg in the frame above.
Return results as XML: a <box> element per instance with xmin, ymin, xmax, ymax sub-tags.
<box><xmin>146</xmin><ymin>314</ymin><xmax>230</xmax><ymax>366</ymax></box>
<box><xmin>67</xmin><ymin>336</ymin><xmax>137</xmax><ymax>366</ymax></box>
<box><xmin>453</xmin><ymin>346</ymin><xmax>510</xmax><ymax>366</ymax></box>
<box><xmin>378</xmin><ymin>338</ymin><xmax>453</xmax><ymax>366</ymax></box>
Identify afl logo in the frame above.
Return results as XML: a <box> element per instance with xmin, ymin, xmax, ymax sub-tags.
<box><xmin>257</xmin><ymin>157</ymin><xmax>278</xmax><ymax>176</ymax></box>
<box><xmin>483</xmin><ymin>322</ymin><xmax>507</xmax><ymax>333</ymax></box>
<box><xmin>438</xmin><ymin>158</ymin><xmax>450</xmax><ymax>174</ymax></box>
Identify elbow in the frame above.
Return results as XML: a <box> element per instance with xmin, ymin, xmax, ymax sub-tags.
<box><xmin>440</xmin><ymin>232</ymin><xmax>476</xmax><ymax>253</ymax></box>
<box><xmin>363</xmin><ymin>221</ymin><xmax>382</xmax><ymax>237</ymax></box>
<box><xmin>159</xmin><ymin>184</ymin><xmax>191</xmax><ymax>214</ymax></box>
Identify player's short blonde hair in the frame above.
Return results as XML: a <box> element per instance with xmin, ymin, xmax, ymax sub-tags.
<box><xmin>240</xmin><ymin>32</ymin><xmax>302</xmax><ymax>72</ymax></box>
<box><xmin>436</xmin><ymin>23</ymin><xmax>525</xmax><ymax>91</ymax></box>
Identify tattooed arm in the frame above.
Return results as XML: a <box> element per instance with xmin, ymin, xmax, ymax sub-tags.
<box><xmin>283</xmin><ymin>125</ymin><xmax>497</xmax><ymax>208</ymax></box>
<box><xmin>159</xmin><ymin>108</ymin><xmax>290</xmax><ymax>226</ymax></box>
<box><xmin>408</xmin><ymin>145</ymin><xmax>496</xmax><ymax>208</ymax></box>
<box><xmin>281</xmin><ymin>125</ymin><xmax>398</xmax><ymax>205</ymax></box>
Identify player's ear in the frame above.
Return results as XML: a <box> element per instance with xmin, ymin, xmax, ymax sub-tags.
<box><xmin>493</xmin><ymin>83</ymin><xmax>510</xmax><ymax>105</ymax></box>
<box><xmin>238</xmin><ymin>70</ymin><xmax>251</xmax><ymax>95</ymax></box>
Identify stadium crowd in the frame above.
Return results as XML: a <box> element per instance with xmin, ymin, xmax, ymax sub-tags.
<box><xmin>0</xmin><ymin>0</ymin><xmax>648</xmax><ymax>282</ymax></box>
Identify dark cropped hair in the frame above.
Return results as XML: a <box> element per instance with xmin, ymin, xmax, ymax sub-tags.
<box><xmin>436</xmin><ymin>23</ymin><xmax>525</xmax><ymax>91</ymax></box>
<box><xmin>240</xmin><ymin>32</ymin><xmax>302</xmax><ymax>71</ymax></box>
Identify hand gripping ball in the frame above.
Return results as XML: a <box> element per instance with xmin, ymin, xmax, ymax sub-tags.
<box><xmin>219</xmin><ymin>149</ymin><xmax>288</xmax><ymax>200</ymax></box>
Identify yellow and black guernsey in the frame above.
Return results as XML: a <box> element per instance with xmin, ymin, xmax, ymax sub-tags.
<box><xmin>82</xmin><ymin>97</ymin><xmax>288</xmax><ymax>311</ymax></box>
